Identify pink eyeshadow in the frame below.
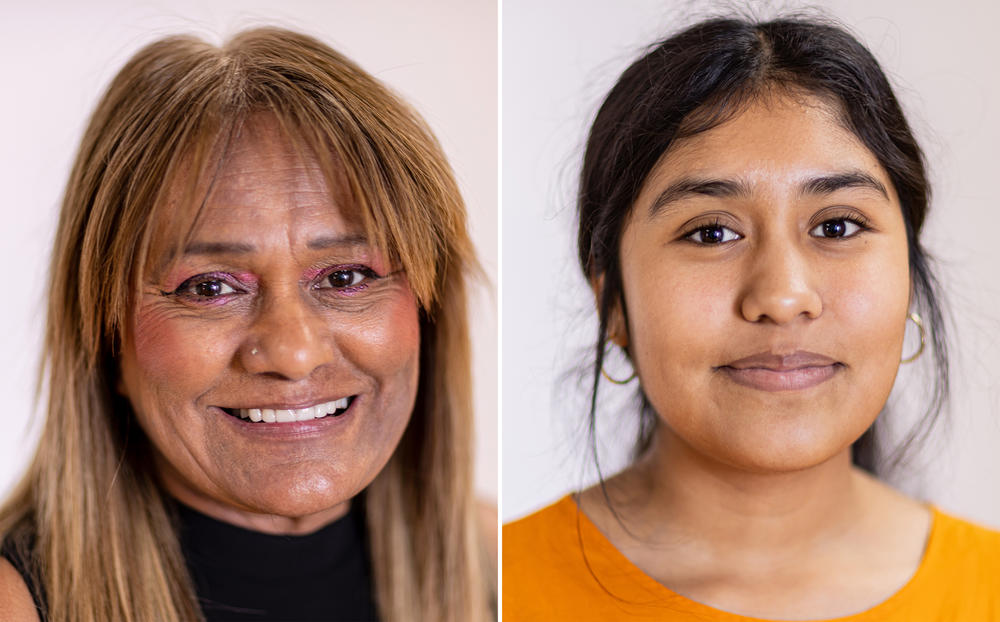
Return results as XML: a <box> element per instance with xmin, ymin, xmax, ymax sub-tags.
<box><xmin>162</xmin><ymin>269</ymin><xmax>260</xmax><ymax>291</ymax></box>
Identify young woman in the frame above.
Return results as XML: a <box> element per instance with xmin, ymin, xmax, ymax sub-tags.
<box><xmin>504</xmin><ymin>16</ymin><xmax>1000</xmax><ymax>620</ymax></box>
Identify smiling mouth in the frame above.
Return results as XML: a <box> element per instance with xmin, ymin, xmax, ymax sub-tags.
<box><xmin>220</xmin><ymin>396</ymin><xmax>355</xmax><ymax>423</ymax></box>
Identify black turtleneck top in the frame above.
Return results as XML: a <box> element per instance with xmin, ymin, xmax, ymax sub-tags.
<box><xmin>1</xmin><ymin>501</ymin><xmax>379</xmax><ymax>622</ymax></box>
<box><xmin>177</xmin><ymin>500</ymin><xmax>379</xmax><ymax>621</ymax></box>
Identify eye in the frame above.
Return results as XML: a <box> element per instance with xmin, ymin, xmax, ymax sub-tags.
<box><xmin>174</xmin><ymin>277</ymin><xmax>238</xmax><ymax>298</ymax></box>
<box><xmin>809</xmin><ymin>218</ymin><xmax>863</xmax><ymax>239</ymax></box>
<box><xmin>685</xmin><ymin>224</ymin><xmax>741</xmax><ymax>245</ymax></box>
<box><xmin>316</xmin><ymin>268</ymin><xmax>374</xmax><ymax>290</ymax></box>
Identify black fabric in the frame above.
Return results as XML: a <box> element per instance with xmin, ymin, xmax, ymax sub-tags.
<box><xmin>0</xmin><ymin>528</ymin><xmax>47</xmax><ymax>619</ymax></box>
<box><xmin>176</xmin><ymin>500</ymin><xmax>380</xmax><ymax>622</ymax></box>
<box><xmin>0</xmin><ymin>502</ymin><xmax>379</xmax><ymax>622</ymax></box>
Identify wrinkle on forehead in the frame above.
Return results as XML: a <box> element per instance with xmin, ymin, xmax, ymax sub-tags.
<box><xmin>208</xmin><ymin>113</ymin><xmax>351</xmax><ymax>210</ymax></box>
<box><xmin>147</xmin><ymin>112</ymin><xmax>356</xmax><ymax>277</ymax></box>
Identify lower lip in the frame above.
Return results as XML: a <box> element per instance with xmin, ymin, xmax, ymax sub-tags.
<box><xmin>720</xmin><ymin>364</ymin><xmax>841</xmax><ymax>392</ymax></box>
<box><xmin>213</xmin><ymin>400</ymin><xmax>357</xmax><ymax>439</ymax></box>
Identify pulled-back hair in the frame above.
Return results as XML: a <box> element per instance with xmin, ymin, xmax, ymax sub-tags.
<box><xmin>578</xmin><ymin>16</ymin><xmax>948</xmax><ymax>475</ymax></box>
<box><xmin>0</xmin><ymin>27</ymin><xmax>491</xmax><ymax>622</ymax></box>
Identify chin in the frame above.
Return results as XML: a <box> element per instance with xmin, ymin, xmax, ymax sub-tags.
<box><xmin>708</xmin><ymin>421</ymin><xmax>859</xmax><ymax>474</ymax></box>
<box><xmin>234</xmin><ymin>467</ymin><xmax>369</xmax><ymax>518</ymax></box>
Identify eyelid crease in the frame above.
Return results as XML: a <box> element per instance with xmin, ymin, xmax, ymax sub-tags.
<box><xmin>166</xmin><ymin>272</ymin><xmax>251</xmax><ymax>298</ymax></box>
<box><xmin>677</xmin><ymin>212</ymin><xmax>744</xmax><ymax>240</ymax></box>
<box><xmin>808</xmin><ymin>206</ymin><xmax>873</xmax><ymax>230</ymax></box>
<box><xmin>679</xmin><ymin>220</ymin><xmax>744</xmax><ymax>245</ymax></box>
<box><xmin>312</xmin><ymin>265</ymin><xmax>378</xmax><ymax>290</ymax></box>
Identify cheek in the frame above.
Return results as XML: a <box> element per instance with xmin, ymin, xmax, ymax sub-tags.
<box><xmin>337</xmin><ymin>288</ymin><xmax>421</xmax><ymax>390</ymax></box>
<box><xmin>826</xmin><ymin>253</ymin><xmax>910</xmax><ymax>371</ymax></box>
<box><xmin>623</xmin><ymin>258</ymin><xmax>734</xmax><ymax>379</ymax></box>
<box><xmin>124</xmin><ymin>305</ymin><xmax>241</xmax><ymax>404</ymax></box>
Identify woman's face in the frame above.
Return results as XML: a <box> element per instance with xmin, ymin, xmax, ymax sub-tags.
<box><xmin>617</xmin><ymin>93</ymin><xmax>910</xmax><ymax>472</ymax></box>
<box><xmin>119</xmin><ymin>117</ymin><xmax>420</xmax><ymax>531</ymax></box>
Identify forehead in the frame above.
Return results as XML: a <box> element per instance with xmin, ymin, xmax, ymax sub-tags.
<box><xmin>203</xmin><ymin>116</ymin><xmax>355</xmax><ymax>226</ymax></box>
<box><xmin>151</xmin><ymin>116</ymin><xmax>361</xmax><ymax>263</ymax></box>
<box><xmin>645</xmin><ymin>93</ymin><xmax>887</xmax><ymax>190</ymax></box>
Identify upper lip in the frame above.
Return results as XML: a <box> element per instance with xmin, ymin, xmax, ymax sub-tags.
<box><xmin>213</xmin><ymin>395</ymin><xmax>354</xmax><ymax>411</ymax></box>
<box><xmin>721</xmin><ymin>350</ymin><xmax>839</xmax><ymax>371</ymax></box>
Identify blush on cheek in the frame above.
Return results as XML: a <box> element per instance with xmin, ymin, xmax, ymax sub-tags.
<box><xmin>129</xmin><ymin>305</ymin><xmax>233</xmax><ymax>387</ymax></box>
<box><xmin>370</xmin><ymin>289</ymin><xmax>421</xmax><ymax>359</ymax></box>
<box><xmin>341</xmin><ymin>286</ymin><xmax>421</xmax><ymax>383</ymax></box>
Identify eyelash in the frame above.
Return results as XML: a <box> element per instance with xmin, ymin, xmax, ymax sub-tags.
<box><xmin>165</xmin><ymin>265</ymin><xmax>382</xmax><ymax>303</ymax></box>
<box><xmin>809</xmin><ymin>213</ymin><xmax>871</xmax><ymax>239</ymax></box>
<box><xmin>166</xmin><ymin>272</ymin><xmax>245</xmax><ymax>303</ymax></box>
<box><xmin>313</xmin><ymin>265</ymin><xmax>381</xmax><ymax>293</ymax></box>
<box><xmin>681</xmin><ymin>218</ymin><xmax>742</xmax><ymax>245</ymax></box>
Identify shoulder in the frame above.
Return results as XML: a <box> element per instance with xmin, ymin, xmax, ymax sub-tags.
<box><xmin>0</xmin><ymin>558</ymin><xmax>41</xmax><ymax>622</ymax></box>
<box><xmin>904</xmin><ymin>507</ymin><xmax>1000</xmax><ymax>612</ymax></box>
<box><xmin>502</xmin><ymin>495</ymin><xmax>579</xmax><ymax>551</ymax></box>
<box><xmin>503</xmin><ymin>496</ymin><xmax>595</xmax><ymax>619</ymax></box>
<box><xmin>928</xmin><ymin>508</ymin><xmax>1000</xmax><ymax>569</ymax></box>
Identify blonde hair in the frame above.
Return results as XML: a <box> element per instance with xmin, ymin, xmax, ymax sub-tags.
<box><xmin>0</xmin><ymin>27</ymin><xmax>491</xmax><ymax>622</ymax></box>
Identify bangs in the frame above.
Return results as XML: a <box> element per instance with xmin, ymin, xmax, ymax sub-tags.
<box><xmin>89</xmin><ymin>27</ymin><xmax>465</xmax><ymax>360</ymax></box>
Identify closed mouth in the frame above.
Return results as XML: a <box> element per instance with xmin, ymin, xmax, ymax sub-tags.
<box><xmin>719</xmin><ymin>364</ymin><xmax>841</xmax><ymax>391</ymax></box>
<box><xmin>219</xmin><ymin>396</ymin><xmax>355</xmax><ymax>423</ymax></box>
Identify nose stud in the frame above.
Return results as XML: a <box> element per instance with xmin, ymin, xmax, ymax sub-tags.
<box><xmin>251</xmin><ymin>347</ymin><xmax>259</xmax><ymax>356</ymax></box>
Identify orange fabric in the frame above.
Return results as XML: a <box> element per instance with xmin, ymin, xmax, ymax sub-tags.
<box><xmin>503</xmin><ymin>496</ymin><xmax>1000</xmax><ymax>621</ymax></box>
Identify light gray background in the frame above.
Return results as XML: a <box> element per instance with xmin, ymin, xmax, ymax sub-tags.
<box><xmin>502</xmin><ymin>0</ymin><xmax>1000</xmax><ymax>524</ymax></box>
<box><xmin>0</xmin><ymin>0</ymin><xmax>497</xmax><ymax>501</ymax></box>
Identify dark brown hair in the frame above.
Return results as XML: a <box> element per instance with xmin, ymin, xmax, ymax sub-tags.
<box><xmin>578</xmin><ymin>16</ymin><xmax>948</xmax><ymax>476</ymax></box>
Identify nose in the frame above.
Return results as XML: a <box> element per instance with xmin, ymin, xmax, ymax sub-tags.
<box><xmin>240</xmin><ymin>287</ymin><xmax>335</xmax><ymax>381</ymax></box>
<box><xmin>738</xmin><ymin>241</ymin><xmax>823</xmax><ymax>324</ymax></box>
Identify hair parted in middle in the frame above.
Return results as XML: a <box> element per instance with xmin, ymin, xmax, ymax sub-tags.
<box><xmin>0</xmin><ymin>26</ymin><xmax>491</xmax><ymax>622</ymax></box>
<box><xmin>577</xmin><ymin>16</ymin><xmax>948</xmax><ymax>478</ymax></box>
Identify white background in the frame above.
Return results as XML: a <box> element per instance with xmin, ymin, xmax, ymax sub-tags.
<box><xmin>502</xmin><ymin>0</ymin><xmax>1000</xmax><ymax>524</ymax></box>
<box><xmin>0</xmin><ymin>1</ymin><xmax>497</xmax><ymax>501</ymax></box>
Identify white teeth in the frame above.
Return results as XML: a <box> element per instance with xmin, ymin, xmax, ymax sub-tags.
<box><xmin>234</xmin><ymin>398</ymin><xmax>351</xmax><ymax>423</ymax></box>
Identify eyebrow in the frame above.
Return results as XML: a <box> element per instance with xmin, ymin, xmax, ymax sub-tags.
<box><xmin>647</xmin><ymin>170</ymin><xmax>890</xmax><ymax>219</ymax></box>
<box><xmin>648</xmin><ymin>179</ymin><xmax>752</xmax><ymax>218</ymax></box>
<box><xmin>798</xmin><ymin>171</ymin><xmax>888</xmax><ymax>199</ymax></box>
<box><xmin>182</xmin><ymin>234</ymin><xmax>368</xmax><ymax>256</ymax></box>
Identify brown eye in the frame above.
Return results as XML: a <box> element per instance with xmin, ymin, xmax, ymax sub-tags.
<box><xmin>321</xmin><ymin>269</ymin><xmax>366</xmax><ymax>289</ymax></box>
<box><xmin>686</xmin><ymin>224</ymin><xmax>740</xmax><ymax>244</ymax></box>
<box><xmin>809</xmin><ymin>218</ymin><xmax>862</xmax><ymax>238</ymax></box>
<box><xmin>194</xmin><ymin>280</ymin><xmax>228</xmax><ymax>297</ymax></box>
<box><xmin>174</xmin><ymin>278</ymin><xmax>237</xmax><ymax>298</ymax></box>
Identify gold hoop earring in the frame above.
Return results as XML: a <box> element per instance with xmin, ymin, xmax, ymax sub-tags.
<box><xmin>601</xmin><ymin>340</ymin><xmax>636</xmax><ymax>384</ymax></box>
<box><xmin>901</xmin><ymin>312</ymin><xmax>926</xmax><ymax>364</ymax></box>
<box><xmin>601</xmin><ymin>366</ymin><xmax>636</xmax><ymax>385</ymax></box>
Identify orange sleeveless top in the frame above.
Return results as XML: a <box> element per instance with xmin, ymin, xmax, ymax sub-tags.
<box><xmin>503</xmin><ymin>496</ymin><xmax>1000</xmax><ymax>621</ymax></box>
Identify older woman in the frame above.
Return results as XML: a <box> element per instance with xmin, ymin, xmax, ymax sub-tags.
<box><xmin>0</xmin><ymin>28</ymin><xmax>493</xmax><ymax>622</ymax></box>
<box><xmin>504</xmin><ymin>15</ymin><xmax>1000</xmax><ymax>621</ymax></box>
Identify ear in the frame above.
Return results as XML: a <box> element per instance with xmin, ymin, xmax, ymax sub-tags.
<box><xmin>590</xmin><ymin>272</ymin><xmax>628</xmax><ymax>349</ymax></box>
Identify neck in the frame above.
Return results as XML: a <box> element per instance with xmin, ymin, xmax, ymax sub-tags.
<box><xmin>597</xmin><ymin>427</ymin><xmax>866</xmax><ymax>558</ymax></box>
